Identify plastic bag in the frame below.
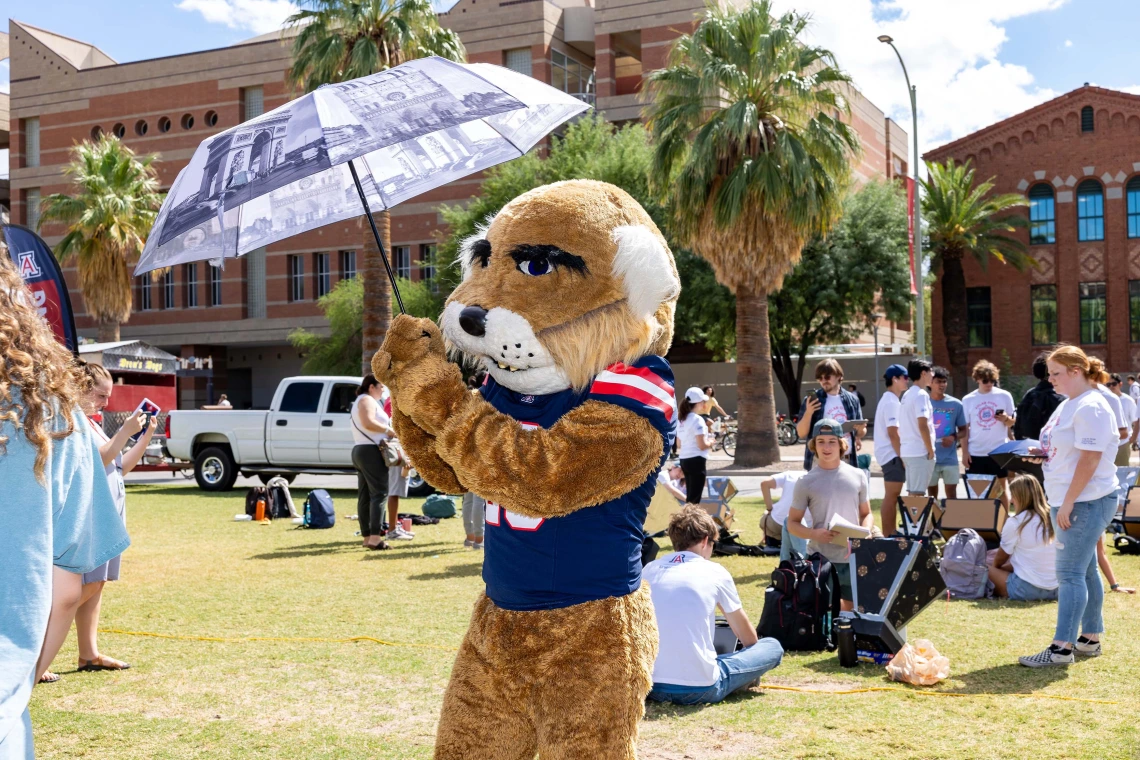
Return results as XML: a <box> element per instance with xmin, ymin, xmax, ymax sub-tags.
<box><xmin>885</xmin><ymin>639</ymin><xmax>950</xmax><ymax>686</ymax></box>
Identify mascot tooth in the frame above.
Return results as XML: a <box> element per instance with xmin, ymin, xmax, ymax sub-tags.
<box><xmin>372</xmin><ymin>180</ymin><xmax>680</xmax><ymax>760</ymax></box>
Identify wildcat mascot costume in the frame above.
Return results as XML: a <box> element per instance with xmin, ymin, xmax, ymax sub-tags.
<box><xmin>372</xmin><ymin>180</ymin><xmax>680</xmax><ymax>759</ymax></box>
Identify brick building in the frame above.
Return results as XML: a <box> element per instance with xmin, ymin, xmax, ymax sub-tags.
<box><xmin>925</xmin><ymin>85</ymin><xmax>1140</xmax><ymax>377</ymax></box>
<box><xmin>7</xmin><ymin>9</ymin><xmax>907</xmax><ymax>408</ymax></box>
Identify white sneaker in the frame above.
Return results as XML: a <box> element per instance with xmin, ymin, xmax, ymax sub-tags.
<box><xmin>1018</xmin><ymin>645</ymin><xmax>1074</xmax><ymax>668</ymax></box>
<box><xmin>1074</xmin><ymin>637</ymin><xmax>1102</xmax><ymax>657</ymax></box>
<box><xmin>387</xmin><ymin>525</ymin><xmax>414</xmax><ymax>541</ymax></box>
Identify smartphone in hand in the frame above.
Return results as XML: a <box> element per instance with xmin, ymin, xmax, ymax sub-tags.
<box><xmin>130</xmin><ymin>398</ymin><xmax>161</xmax><ymax>443</ymax></box>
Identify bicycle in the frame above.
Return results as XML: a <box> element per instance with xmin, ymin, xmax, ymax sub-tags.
<box><xmin>777</xmin><ymin>413</ymin><xmax>799</xmax><ymax>447</ymax></box>
<box><xmin>711</xmin><ymin>417</ymin><xmax>737</xmax><ymax>458</ymax></box>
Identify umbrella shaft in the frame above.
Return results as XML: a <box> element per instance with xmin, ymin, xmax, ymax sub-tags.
<box><xmin>347</xmin><ymin>160</ymin><xmax>406</xmax><ymax>315</ymax></box>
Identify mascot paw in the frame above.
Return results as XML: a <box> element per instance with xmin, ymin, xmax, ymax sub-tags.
<box><xmin>375</xmin><ymin>315</ymin><xmax>466</xmax><ymax>435</ymax></box>
<box><xmin>372</xmin><ymin>315</ymin><xmax>447</xmax><ymax>388</ymax></box>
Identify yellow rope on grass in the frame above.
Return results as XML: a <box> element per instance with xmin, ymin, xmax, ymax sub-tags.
<box><xmin>99</xmin><ymin>628</ymin><xmax>459</xmax><ymax>652</ymax></box>
<box><xmin>757</xmin><ymin>684</ymin><xmax>1118</xmax><ymax>705</ymax></box>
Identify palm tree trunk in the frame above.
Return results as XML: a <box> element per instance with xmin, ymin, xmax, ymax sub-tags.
<box><xmin>735</xmin><ymin>285</ymin><xmax>781</xmax><ymax>467</ymax></box>
<box><xmin>361</xmin><ymin>210</ymin><xmax>393</xmax><ymax>375</ymax></box>
<box><xmin>940</xmin><ymin>253</ymin><xmax>970</xmax><ymax>395</ymax></box>
<box><xmin>98</xmin><ymin>319</ymin><xmax>120</xmax><ymax>343</ymax></box>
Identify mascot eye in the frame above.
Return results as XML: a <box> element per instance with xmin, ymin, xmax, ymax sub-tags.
<box><xmin>518</xmin><ymin>259</ymin><xmax>553</xmax><ymax>277</ymax></box>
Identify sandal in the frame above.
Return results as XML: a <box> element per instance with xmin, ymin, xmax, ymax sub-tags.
<box><xmin>38</xmin><ymin>672</ymin><xmax>60</xmax><ymax>684</ymax></box>
<box><xmin>368</xmin><ymin>540</ymin><xmax>390</xmax><ymax>550</ymax></box>
<box><xmin>77</xmin><ymin>655</ymin><xmax>131</xmax><ymax>672</ymax></box>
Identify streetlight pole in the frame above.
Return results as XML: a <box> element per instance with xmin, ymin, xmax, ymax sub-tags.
<box><xmin>879</xmin><ymin>35</ymin><xmax>925</xmax><ymax>358</ymax></box>
<box><xmin>871</xmin><ymin>314</ymin><xmax>884</xmax><ymax>391</ymax></box>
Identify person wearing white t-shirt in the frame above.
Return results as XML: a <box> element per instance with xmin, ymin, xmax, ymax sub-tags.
<box><xmin>760</xmin><ymin>470</ymin><xmax>808</xmax><ymax>561</ymax></box>
<box><xmin>1019</xmin><ymin>347</ymin><xmax>1120</xmax><ymax>668</ymax></box>
<box><xmin>961</xmin><ymin>360</ymin><xmax>1016</xmax><ymax>505</ymax></box>
<box><xmin>645</xmin><ymin>506</ymin><xmax>783</xmax><ymax>705</ymax></box>
<box><xmin>989</xmin><ymin>475</ymin><xmax>1057</xmax><ymax>601</ymax></box>
<box><xmin>874</xmin><ymin>364</ymin><xmax>909</xmax><ymax>534</ymax></box>
<box><xmin>898</xmin><ymin>360</ymin><xmax>935</xmax><ymax>496</ymax></box>
<box><xmin>657</xmin><ymin>463</ymin><xmax>687</xmax><ymax>501</ymax></box>
<box><xmin>1128</xmin><ymin>375</ymin><xmax>1140</xmax><ymax>403</ymax></box>
<box><xmin>1106</xmin><ymin>374</ymin><xmax>1137</xmax><ymax>465</ymax></box>
<box><xmin>677</xmin><ymin>387</ymin><xmax>714</xmax><ymax>504</ymax></box>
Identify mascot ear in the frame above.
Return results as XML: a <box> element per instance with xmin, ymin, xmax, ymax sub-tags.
<box><xmin>611</xmin><ymin>225</ymin><xmax>681</xmax><ymax>321</ymax></box>
<box><xmin>457</xmin><ymin>222</ymin><xmax>491</xmax><ymax>282</ymax></box>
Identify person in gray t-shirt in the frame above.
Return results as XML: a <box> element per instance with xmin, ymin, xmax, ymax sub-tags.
<box><xmin>788</xmin><ymin>419</ymin><xmax>874</xmax><ymax>610</ymax></box>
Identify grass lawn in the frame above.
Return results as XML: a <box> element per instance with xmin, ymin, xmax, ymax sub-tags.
<box><xmin>30</xmin><ymin>485</ymin><xmax>1140</xmax><ymax>759</ymax></box>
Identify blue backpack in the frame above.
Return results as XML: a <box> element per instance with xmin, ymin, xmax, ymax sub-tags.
<box><xmin>303</xmin><ymin>489</ymin><xmax>335</xmax><ymax>529</ymax></box>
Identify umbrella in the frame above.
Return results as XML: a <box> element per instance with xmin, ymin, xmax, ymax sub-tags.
<box><xmin>134</xmin><ymin>56</ymin><xmax>590</xmax><ymax>311</ymax></box>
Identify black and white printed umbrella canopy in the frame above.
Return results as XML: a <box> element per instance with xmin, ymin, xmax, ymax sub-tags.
<box><xmin>134</xmin><ymin>56</ymin><xmax>589</xmax><ymax>293</ymax></box>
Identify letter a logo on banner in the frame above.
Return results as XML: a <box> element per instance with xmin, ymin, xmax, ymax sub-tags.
<box><xmin>4</xmin><ymin>224</ymin><xmax>79</xmax><ymax>354</ymax></box>
<box><xmin>18</xmin><ymin>251</ymin><xmax>43</xmax><ymax>278</ymax></box>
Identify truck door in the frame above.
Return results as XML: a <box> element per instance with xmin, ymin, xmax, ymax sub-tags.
<box><xmin>267</xmin><ymin>380</ymin><xmax>326</xmax><ymax>466</ymax></box>
<box><xmin>319</xmin><ymin>382</ymin><xmax>359</xmax><ymax>465</ymax></box>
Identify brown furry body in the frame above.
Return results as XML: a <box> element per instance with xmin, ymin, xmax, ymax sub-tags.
<box><xmin>373</xmin><ymin>181</ymin><xmax>680</xmax><ymax>760</ymax></box>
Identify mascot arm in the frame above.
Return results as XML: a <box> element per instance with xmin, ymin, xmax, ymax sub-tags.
<box><xmin>391</xmin><ymin>406</ymin><xmax>465</xmax><ymax>495</ymax></box>
<box><xmin>433</xmin><ymin>398</ymin><xmax>663</xmax><ymax>519</ymax></box>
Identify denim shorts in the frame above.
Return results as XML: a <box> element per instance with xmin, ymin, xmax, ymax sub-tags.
<box><xmin>1006</xmin><ymin>572</ymin><xmax>1058</xmax><ymax>602</ymax></box>
<box><xmin>928</xmin><ymin>463</ymin><xmax>960</xmax><ymax>486</ymax></box>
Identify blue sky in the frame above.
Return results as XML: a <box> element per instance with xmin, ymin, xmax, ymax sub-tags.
<box><xmin>2</xmin><ymin>0</ymin><xmax>1139</xmax><ymax>161</ymax></box>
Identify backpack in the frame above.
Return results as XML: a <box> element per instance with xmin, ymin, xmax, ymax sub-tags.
<box><xmin>303</xmin><ymin>489</ymin><xmax>335</xmax><ymax>529</ymax></box>
<box><xmin>244</xmin><ymin>487</ymin><xmax>272</xmax><ymax>521</ymax></box>
<box><xmin>422</xmin><ymin>494</ymin><xmax>458</xmax><ymax>519</ymax></box>
<box><xmin>756</xmin><ymin>552</ymin><xmax>841</xmax><ymax>652</ymax></box>
<box><xmin>940</xmin><ymin>528</ymin><xmax>990</xmax><ymax>599</ymax></box>
<box><xmin>264</xmin><ymin>478</ymin><xmax>298</xmax><ymax>519</ymax></box>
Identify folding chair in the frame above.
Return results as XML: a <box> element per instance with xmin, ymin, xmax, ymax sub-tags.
<box><xmin>1112</xmin><ymin>485</ymin><xmax>1140</xmax><ymax>553</ymax></box>
<box><xmin>897</xmin><ymin>495</ymin><xmax>940</xmax><ymax>538</ymax></box>
<box><xmin>940</xmin><ymin>498</ymin><xmax>1007</xmax><ymax>544</ymax></box>
<box><xmin>964</xmin><ymin>474</ymin><xmax>996</xmax><ymax>500</ymax></box>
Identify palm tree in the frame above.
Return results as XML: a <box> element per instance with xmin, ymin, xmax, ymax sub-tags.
<box><xmin>644</xmin><ymin>0</ymin><xmax>859</xmax><ymax>467</ymax></box>
<box><xmin>38</xmin><ymin>135</ymin><xmax>162</xmax><ymax>342</ymax></box>
<box><xmin>921</xmin><ymin>159</ymin><xmax>1029</xmax><ymax>393</ymax></box>
<box><xmin>286</xmin><ymin>0</ymin><xmax>466</xmax><ymax>373</ymax></box>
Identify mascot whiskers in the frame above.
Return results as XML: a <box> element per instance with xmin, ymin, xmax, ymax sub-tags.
<box><xmin>372</xmin><ymin>180</ymin><xmax>680</xmax><ymax>759</ymax></box>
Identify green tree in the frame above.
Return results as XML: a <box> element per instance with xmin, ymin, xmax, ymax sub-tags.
<box><xmin>289</xmin><ymin>275</ymin><xmax>443</xmax><ymax>375</ymax></box>
<box><xmin>37</xmin><ymin>135</ymin><xmax>162</xmax><ymax>342</ymax></box>
<box><xmin>286</xmin><ymin>0</ymin><xmax>465</xmax><ymax>373</ymax></box>
<box><xmin>769</xmin><ymin>180</ymin><xmax>911</xmax><ymax>413</ymax></box>
<box><xmin>921</xmin><ymin>159</ymin><xmax>1029</xmax><ymax>393</ymax></box>
<box><xmin>645</xmin><ymin>0</ymin><xmax>859</xmax><ymax>466</ymax></box>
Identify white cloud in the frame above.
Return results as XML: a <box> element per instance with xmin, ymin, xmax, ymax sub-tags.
<box><xmin>1064</xmin><ymin>39</ymin><xmax>1073</xmax><ymax>47</ymax></box>
<box><xmin>770</xmin><ymin>0</ymin><xmax>1067</xmax><ymax>160</ymax></box>
<box><xmin>176</xmin><ymin>0</ymin><xmax>299</xmax><ymax>34</ymax></box>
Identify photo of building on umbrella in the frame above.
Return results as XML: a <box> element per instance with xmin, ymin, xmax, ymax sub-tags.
<box><xmin>134</xmin><ymin>56</ymin><xmax>589</xmax><ymax>300</ymax></box>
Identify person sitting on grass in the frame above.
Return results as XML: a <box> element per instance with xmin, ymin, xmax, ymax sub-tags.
<box><xmin>787</xmin><ymin>419</ymin><xmax>876</xmax><ymax>611</ymax></box>
<box><xmin>989</xmin><ymin>475</ymin><xmax>1057</xmax><ymax>601</ymax></box>
<box><xmin>657</xmin><ymin>462</ymin><xmax>687</xmax><ymax>501</ymax></box>
<box><xmin>644</xmin><ymin>506</ymin><xmax>783</xmax><ymax>705</ymax></box>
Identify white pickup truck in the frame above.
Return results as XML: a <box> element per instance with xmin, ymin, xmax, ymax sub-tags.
<box><xmin>166</xmin><ymin>376</ymin><xmax>431</xmax><ymax>495</ymax></box>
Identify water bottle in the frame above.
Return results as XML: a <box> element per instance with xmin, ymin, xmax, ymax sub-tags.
<box><xmin>836</xmin><ymin>617</ymin><xmax>857</xmax><ymax>668</ymax></box>
<box><xmin>255</xmin><ymin>495</ymin><xmax>267</xmax><ymax>522</ymax></box>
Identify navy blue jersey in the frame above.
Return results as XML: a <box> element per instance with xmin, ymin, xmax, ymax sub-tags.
<box><xmin>478</xmin><ymin>356</ymin><xmax>677</xmax><ymax>611</ymax></box>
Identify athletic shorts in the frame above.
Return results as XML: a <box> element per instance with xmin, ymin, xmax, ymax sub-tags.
<box><xmin>902</xmin><ymin>456</ymin><xmax>936</xmax><ymax>495</ymax></box>
<box><xmin>832</xmin><ymin>563</ymin><xmax>853</xmax><ymax>601</ymax></box>
<box><xmin>881</xmin><ymin>457</ymin><xmax>906</xmax><ymax>484</ymax></box>
<box><xmin>967</xmin><ymin>455</ymin><xmax>1008</xmax><ymax>479</ymax></box>
<box><xmin>929</xmin><ymin>463</ymin><xmax>960</xmax><ymax>487</ymax></box>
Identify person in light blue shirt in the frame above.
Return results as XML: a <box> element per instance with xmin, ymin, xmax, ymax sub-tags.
<box><xmin>0</xmin><ymin>253</ymin><xmax>130</xmax><ymax>759</ymax></box>
<box><xmin>928</xmin><ymin>366</ymin><xmax>968</xmax><ymax>498</ymax></box>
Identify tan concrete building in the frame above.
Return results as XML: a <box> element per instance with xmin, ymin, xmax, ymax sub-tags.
<box><xmin>7</xmin><ymin>7</ymin><xmax>907</xmax><ymax>408</ymax></box>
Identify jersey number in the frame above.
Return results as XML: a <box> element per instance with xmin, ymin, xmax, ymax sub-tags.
<box><xmin>485</xmin><ymin>501</ymin><xmax>544</xmax><ymax>531</ymax></box>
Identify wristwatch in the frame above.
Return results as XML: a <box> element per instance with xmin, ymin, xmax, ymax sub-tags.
<box><xmin>1110</xmin><ymin>583</ymin><xmax>1120</xmax><ymax>590</ymax></box>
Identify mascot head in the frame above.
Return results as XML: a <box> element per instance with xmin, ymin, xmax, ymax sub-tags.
<box><xmin>442</xmin><ymin>180</ymin><xmax>680</xmax><ymax>395</ymax></box>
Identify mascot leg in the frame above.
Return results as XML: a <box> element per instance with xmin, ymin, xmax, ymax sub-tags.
<box><xmin>434</xmin><ymin>596</ymin><xmax>538</xmax><ymax>760</ymax></box>
<box><xmin>531</xmin><ymin>584</ymin><xmax>658</xmax><ymax>760</ymax></box>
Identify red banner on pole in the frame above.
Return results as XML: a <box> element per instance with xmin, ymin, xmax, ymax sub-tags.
<box><xmin>906</xmin><ymin>177</ymin><xmax>918</xmax><ymax>296</ymax></box>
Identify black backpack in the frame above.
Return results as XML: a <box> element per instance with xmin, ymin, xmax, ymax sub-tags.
<box><xmin>756</xmin><ymin>552</ymin><xmax>841</xmax><ymax>652</ymax></box>
<box><xmin>244</xmin><ymin>487</ymin><xmax>272</xmax><ymax>520</ymax></box>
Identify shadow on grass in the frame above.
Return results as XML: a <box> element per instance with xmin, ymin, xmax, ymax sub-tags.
<box><xmin>804</xmin><ymin>654</ymin><xmax>1070</xmax><ymax>694</ymax></box>
<box><xmin>362</xmin><ymin>542</ymin><xmax>468</xmax><ymax>561</ymax></box>
<box><xmin>248</xmin><ymin>541</ymin><xmax>365</xmax><ymax>560</ymax></box>
<box><xmin>642</xmin><ymin>688</ymin><xmax>765</xmax><ymax>721</ymax></box>
<box><xmin>408</xmin><ymin>563</ymin><xmax>484</xmax><ymax>581</ymax></box>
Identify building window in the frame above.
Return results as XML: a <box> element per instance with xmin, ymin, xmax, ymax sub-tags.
<box><xmin>24</xmin><ymin>189</ymin><xmax>41</xmax><ymax>231</ymax></box>
<box><xmin>139</xmin><ymin>277</ymin><xmax>153</xmax><ymax>311</ymax></box>
<box><xmin>1127</xmin><ymin>177</ymin><xmax>1140</xmax><ymax>238</ymax></box>
<box><xmin>1031</xmin><ymin>284</ymin><xmax>1057</xmax><ymax>346</ymax></box>
<box><xmin>340</xmin><ymin>249</ymin><xmax>357</xmax><ymax>281</ymax></box>
<box><xmin>1079</xmin><ymin>281</ymin><xmax>1107</xmax><ymax>344</ymax></box>
<box><xmin>966</xmin><ymin>287</ymin><xmax>992</xmax><ymax>348</ymax></box>
<box><xmin>1077</xmin><ymin>180</ymin><xmax>1104</xmax><ymax>242</ymax></box>
<box><xmin>209</xmin><ymin>264</ymin><xmax>223</xmax><ymax>306</ymax></box>
<box><xmin>24</xmin><ymin>118</ymin><xmax>40</xmax><ymax>168</ymax></box>
<box><xmin>419</xmin><ymin>244</ymin><xmax>436</xmax><ymax>285</ymax></box>
<box><xmin>504</xmin><ymin>48</ymin><xmax>532</xmax><ymax>77</ymax></box>
<box><xmin>1028</xmin><ymin>184</ymin><xmax>1056</xmax><ymax>245</ymax></box>
<box><xmin>1081</xmin><ymin>105</ymin><xmax>1094</xmax><ymax>133</ymax></box>
<box><xmin>184</xmin><ymin>263</ymin><xmax>200</xmax><ymax>307</ymax></box>
<box><xmin>394</xmin><ymin>246</ymin><xmax>411</xmax><ymax>280</ymax></box>
<box><xmin>315</xmin><ymin>252</ymin><xmax>331</xmax><ymax>298</ymax></box>
<box><xmin>288</xmin><ymin>255</ymin><xmax>305</xmax><ymax>302</ymax></box>
<box><xmin>1131</xmin><ymin>281</ymin><xmax>1140</xmax><ymax>342</ymax></box>
<box><xmin>243</xmin><ymin>87</ymin><xmax>264</xmax><ymax>120</ymax></box>
<box><xmin>162</xmin><ymin>269</ymin><xmax>176</xmax><ymax>309</ymax></box>
<box><xmin>551</xmin><ymin>50</ymin><xmax>595</xmax><ymax>105</ymax></box>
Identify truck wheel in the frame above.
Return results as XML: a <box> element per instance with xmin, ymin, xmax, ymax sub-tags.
<box><xmin>406</xmin><ymin>470</ymin><xmax>436</xmax><ymax>498</ymax></box>
<box><xmin>258</xmin><ymin>473</ymin><xmax>297</xmax><ymax>485</ymax></box>
<box><xmin>195</xmin><ymin>446</ymin><xmax>238</xmax><ymax>491</ymax></box>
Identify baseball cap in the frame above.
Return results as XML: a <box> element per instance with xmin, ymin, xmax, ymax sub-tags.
<box><xmin>883</xmin><ymin>364</ymin><xmax>908</xmax><ymax>381</ymax></box>
<box><xmin>812</xmin><ymin>418</ymin><xmax>844</xmax><ymax>439</ymax></box>
<box><xmin>685</xmin><ymin>387</ymin><xmax>710</xmax><ymax>404</ymax></box>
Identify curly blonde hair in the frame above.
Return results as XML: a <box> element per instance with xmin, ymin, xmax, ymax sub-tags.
<box><xmin>0</xmin><ymin>246</ymin><xmax>82</xmax><ymax>481</ymax></box>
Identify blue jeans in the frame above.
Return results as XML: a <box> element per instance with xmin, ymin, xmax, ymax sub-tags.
<box><xmin>780</xmin><ymin>518</ymin><xmax>808</xmax><ymax>562</ymax></box>
<box><xmin>647</xmin><ymin>638</ymin><xmax>784</xmax><ymax>705</ymax></box>
<box><xmin>1007</xmin><ymin>572</ymin><xmax>1058</xmax><ymax>602</ymax></box>
<box><xmin>1051</xmin><ymin>494</ymin><xmax>1118</xmax><ymax>644</ymax></box>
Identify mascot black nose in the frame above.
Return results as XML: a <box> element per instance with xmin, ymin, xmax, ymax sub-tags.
<box><xmin>459</xmin><ymin>305</ymin><xmax>488</xmax><ymax>337</ymax></box>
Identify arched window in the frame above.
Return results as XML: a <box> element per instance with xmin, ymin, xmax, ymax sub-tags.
<box><xmin>1081</xmin><ymin>106</ymin><xmax>1095</xmax><ymax>132</ymax></box>
<box><xmin>1028</xmin><ymin>184</ymin><xmax>1056</xmax><ymax>244</ymax></box>
<box><xmin>1127</xmin><ymin>177</ymin><xmax>1140</xmax><ymax>238</ymax></box>
<box><xmin>1077</xmin><ymin>179</ymin><xmax>1104</xmax><ymax>241</ymax></box>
